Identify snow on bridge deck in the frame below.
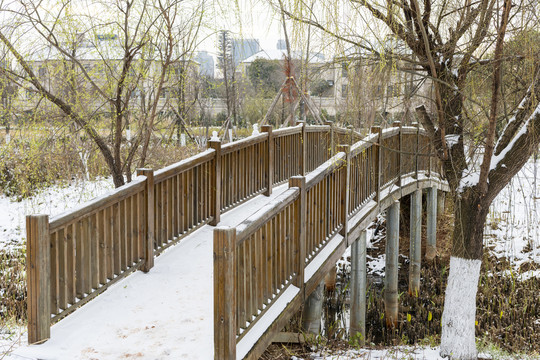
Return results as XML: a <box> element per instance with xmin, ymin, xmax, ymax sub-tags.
<box><xmin>11</xmin><ymin>184</ymin><xmax>290</xmax><ymax>360</ymax></box>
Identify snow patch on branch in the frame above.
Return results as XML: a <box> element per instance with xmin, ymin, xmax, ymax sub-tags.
<box><xmin>440</xmin><ymin>256</ymin><xmax>482</xmax><ymax>359</ymax></box>
<box><xmin>458</xmin><ymin>170</ymin><xmax>479</xmax><ymax>193</ymax></box>
<box><xmin>445</xmin><ymin>134</ymin><xmax>460</xmax><ymax>148</ymax></box>
<box><xmin>491</xmin><ymin>104</ymin><xmax>540</xmax><ymax>171</ymax></box>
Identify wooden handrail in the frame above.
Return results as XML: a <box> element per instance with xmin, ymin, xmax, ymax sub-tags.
<box><xmin>49</xmin><ymin>176</ymin><xmax>146</xmax><ymax>232</ymax></box>
<box><xmin>272</xmin><ymin>124</ymin><xmax>302</xmax><ymax>137</ymax></box>
<box><xmin>220</xmin><ymin>133</ymin><xmax>267</xmax><ymax>155</ymax></box>
<box><xmin>305</xmin><ymin>152</ymin><xmax>346</xmax><ymax>191</ymax></box>
<box><xmin>235</xmin><ymin>188</ymin><xmax>299</xmax><ymax>245</ymax></box>
<box><xmin>153</xmin><ymin>149</ymin><xmax>215</xmax><ymax>183</ymax></box>
<box><xmin>305</xmin><ymin>124</ymin><xmax>331</xmax><ymax>132</ymax></box>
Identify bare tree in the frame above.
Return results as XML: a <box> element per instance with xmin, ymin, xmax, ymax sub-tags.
<box><xmin>282</xmin><ymin>0</ymin><xmax>540</xmax><ymax>357</ymax></box>
<box><xmin>217</xmin><ymin>30</ymin><xmax>239</xmax><ymax>135</ymax></box>
<box><xmin>0</xmin><ymin>0</ymin><xmax>205</xmax><ymax>187</ymax></box>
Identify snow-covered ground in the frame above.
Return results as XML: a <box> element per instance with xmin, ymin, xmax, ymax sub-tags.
<box><xmin>485</xmin><ymin>160</ymin><xmax>540</xmax><ymax>278</ymax></box>
<box><xmin>0</xmin><ymin>179</ymin><xmax>113</xmax><ymax>254</ymax></box>
<box><xmin>297</xmin><ymin>347</ymin><xmax>445</xmax><ymax>360</ymax></box>
<box><xmin>295</xmin><ymin>347</ymin><xmax>538</xmax><ymax>359</ymax></box>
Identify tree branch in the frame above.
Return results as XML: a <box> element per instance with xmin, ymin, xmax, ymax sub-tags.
<box><xmin>478</xmin><ymin>0</ymin><xmax>512</xmax><ymax>195</ymax></box>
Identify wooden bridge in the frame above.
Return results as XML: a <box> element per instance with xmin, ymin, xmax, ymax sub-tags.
<box><xmin>22</xmin><ymin>122</ymin><xmax>448</xmax><ymax>359</ymax></box>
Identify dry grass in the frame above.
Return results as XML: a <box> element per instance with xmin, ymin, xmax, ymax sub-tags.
<box><xmin>0</xmin><ymin>249</ymin><xmax>26</xmax><ymax>323</ymax></box>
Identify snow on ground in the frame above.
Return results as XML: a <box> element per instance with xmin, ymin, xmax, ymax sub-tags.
<box><xmin>485</xmin><ymin>160</ymin><xmax>540</xmax><ymax>274</ymax></box>
<box><xmin>295</xmin><ymin>346</ymin><xmax>445</xmax><ymax>359</ymax></box>
<box><xmin>0</xmin><ymin>178</ymin><xmax>113</xmax><ymax>253</ymax></box>
<box><xmin>294</xmin><ymin>347</ymin><xmax>538</xmax><ymax>360</ymax></box>
<box><xmin>3</xmin><ymin>183</ymin><xmax>289</xmax><ymax>360</ymax></box>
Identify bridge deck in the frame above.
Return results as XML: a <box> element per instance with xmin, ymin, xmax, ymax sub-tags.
<box><xmin>11</xmin><ymin>184</ymin><xmax>289</xmax><ymax>360</ymax></box>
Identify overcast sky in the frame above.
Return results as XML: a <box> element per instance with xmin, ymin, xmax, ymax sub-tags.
<box><xmin>198</xmin><ymin>0</ymin><xmax>286</xmax><ymax>55</ymax></box>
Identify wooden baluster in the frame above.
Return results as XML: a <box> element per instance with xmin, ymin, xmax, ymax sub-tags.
<box><xmin>89</xmin><ymin>213</ymin><xmax>98</xmax><ymax>289</ymax></box>
<box><xmin>337</xmin><ymin>145</ymin><xmax>350</xmax><ymax>245</ymax></box>
<box><xmin>413</xmin><ymin>122</ymin><xmax>419</xmax><ymax>180</ymax></box>
<box><xmin>301</xmin><ymin>122</ymin><xmax>307</xmax><ymax>175</ymax></box>
<box><xmin>289</xmin><ymin>176</ymin><xmax>306</xmax><ymax>296</ymax></box>
<box><xmin>50</xmin><ymin>232</ymin><xmax>58</xmax><ymax>315</ymax></box>
<box><xmin>58</xmin><ymin>227</ymin><xmax>67</xmax><ymax>310</ymax></box>
<box><xmin>262</xmin><ymin>125</ymin><xmax>273</xmax><ymax>195</ymax></box>
<box><xmin>371</xmin><ymin>126</ymin><xmax>382</xmax><ymax>204</ymax></box>
<box><xmin>325</xmin><ymin>120</ymin><xmax>334</xmax><ymax>157</ymax></box>
<box><xmin>393</xmin><ymin>121</ymin><xmax>402</xmax><ymax>188</ymax></box>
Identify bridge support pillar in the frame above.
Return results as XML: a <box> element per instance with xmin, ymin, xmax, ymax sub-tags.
<box><xmin>350</xmin><ymin>229</ymin><xmax>367</xmax><ymax>345</ymax></box>
<box><xmin>437</xmin><ymin>189</ymin><xmax>446</xmax><ymax>219</ymax></box>
<box><xmin>302</xmin><ymin>281</ymin><xmax>324</xmax><ymax>335</ymax></box>
<box><xmin>384</xmin><ymin>200</ymin><xmax>399</xmax><ymax>328</ymax></box>
<box><xmin>409</xmin><ymin>190</ymin><xmax>421</xmax><ymax>296</ymax></box>
<box><xmin>426</xmin><ymin>186</ymin><xmax>437</xmax><ymax>261</ymax></box>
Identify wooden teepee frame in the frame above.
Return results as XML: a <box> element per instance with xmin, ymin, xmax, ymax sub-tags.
<box><xmin>259</xmin><ymin>77</ymin><xmax>327</xmax><ymax>127</ymax></box>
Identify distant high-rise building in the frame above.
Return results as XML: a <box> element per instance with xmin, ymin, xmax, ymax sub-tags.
<box><xmin>276</xmin><ymin>39</ymin><xmax>287</xmax><ymax>51</ymax></box>
<box><xmin>231</xmin><ymin>39</ymin><xmax>260</xmax><ymax>67</ymax></box>
<box><xmin>195</xmin><ymin>51</ymin><xmax>214</xmax><ymax>78</ymax></box>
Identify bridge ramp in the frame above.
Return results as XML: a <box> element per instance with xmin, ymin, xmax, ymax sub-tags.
<box><xmin>10</xmin><ymin>184</ymin><xmax>288</xmax><ymax>360</ymax></box>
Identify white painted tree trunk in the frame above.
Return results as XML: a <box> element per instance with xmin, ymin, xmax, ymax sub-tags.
<box><xmin>440</xmin><ymin>256</ymin><xmax>482</xmax><ymax>359</ymax></box>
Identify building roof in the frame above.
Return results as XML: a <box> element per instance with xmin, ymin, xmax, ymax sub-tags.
<box><xmin>241</xmin><ymin>49</ymin><xmax>325</xmax><ymax>64</ymax></box>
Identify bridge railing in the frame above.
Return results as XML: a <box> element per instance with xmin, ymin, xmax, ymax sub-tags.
<box><xmin>25</xmin><ymin>123</ymin><xmax>337</xmax><ymax>344</ymax></box>
<box><xmin>272</xmin><ymin>125</ymin><xmax>303</xmax><ymax>184</ymax></box>
<box><xmin>304</xmin><ymin>153</ymin><xmax>347</xmax><ymax>266</ymax></box>
<box><xmin>214</xmin><ymin>123</ymin><xmax>443</xmax><ymax>360</ymax></box>
<box><xmin>153</xmin><ymin>150</ymin><xmax>217</xmax><ymax>253</ymax></box>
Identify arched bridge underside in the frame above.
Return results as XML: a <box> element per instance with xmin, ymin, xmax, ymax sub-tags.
<box><xmin>19</xmin><ymin>123</ymin><xmax>448</xmax><ymax>360</ymax></box>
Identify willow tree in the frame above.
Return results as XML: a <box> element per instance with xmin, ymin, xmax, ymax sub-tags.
<box><xmin>0</xmin><ymin>0</ymin><xmax>204</xmax><ymax>187</ymax></box>
<box><xmin>282</xmin><ymin>0</ymin><xmax>540</xmax><ymax>357</ymax></box>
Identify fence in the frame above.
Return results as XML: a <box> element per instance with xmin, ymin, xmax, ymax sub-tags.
<box><xmin>25</xmin><ymin>122</ymin><xmax>362</xmax><ymax>344</ymax></box>
<box><xmin>213</xmin><ymin>123</ymin><xmax>441</xmax><ymax>359</ymax></box>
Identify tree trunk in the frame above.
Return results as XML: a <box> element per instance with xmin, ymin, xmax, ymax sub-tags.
<box><xmin>440</xmin><ymin>188</ymin><xmax>488</xmax><ymax>358</ymax></box>
<box><xmin>440</xmin><ymin>256</ymin><xmax>482</xmax><ymax>359</ymax></box>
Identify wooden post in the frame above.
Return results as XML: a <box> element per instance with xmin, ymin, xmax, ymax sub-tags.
<box><xmin>208</xmin><ymin>139</ymin><xmax>222</xmax><ymax>225</ymax></box>
<box><xmin>136</xmin><ymin>168</ymin><xmax>155</xmax><ymax>272</ymax></box>
<box><xmin>348</xmin><ymin>125</ymin><xmax>354</xmax><ymax>146</ymax></box>
<box><xmin>213</xmin><ymin>227</ymin><xmax>236</xmax><ymax>360</ymax></box>
<box><xmin>337</xmin><ymin>145</ymin><xmax>350</xmax><ymax>244</ymax></box>
<box><xmin>300</xmin><ymin>122</ymin><xmax>307</xmax><ymax>175</ymax></box>
<box><xmin>393</xmin><ymin>121</ymin><xmax>402</xmax><ymax>188</ymax></box>
<box><xmin>409</xmin><ymin>189</ymin><xmax>421</xmax><ymax>295</ymax></box>
<box><xmin>413</xmin><ymin>122</ymin><xmax>419</xmax><ymax>180</ymax></box>
<box><xmin>262</xmin><ymin>125</ymin><xmax>273</xmax><ymax>196</ymax></box>
<box><xmin>428</xmin><ymin>137</ymin><xmax>432</xmax><ymax>178</ymax></box>
<box><xmin>371</xmin><ymin>126</ymin><xmax>382</xmax><ymax>204</ymax></box>
<box><xmin>384</xmin><ymin>201</ymin><xmax>399</xmax><ymax>328</ymax></box>
<box><xmin>350</xmin><ymin>229</ymin><xmax>367</xmax><ymax>345</ymax></box>
<box><xmin>325</xmin><ymin>120</ymin><xmax>334</xmax><ymax>156</ymax></box>
<box><xmin>289</xmin><ymin>176</ymin><xmax>306</xmax><ymax>294</ymax></box>
<box><xmin>26</xmin><ymin>214</ymin><xmax>51</xmax><ymax>344</ymax></box>
<box><xmin>426</xmin><ymin>186</ymin><xmax>438</xmax><ymax>261</ymax></box>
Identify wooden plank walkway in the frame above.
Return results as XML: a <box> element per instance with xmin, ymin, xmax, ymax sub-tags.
<box><xmin>11</xmin><ymin>184</ymin><xmax>289</xmax><ymax>360</ymax></box>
